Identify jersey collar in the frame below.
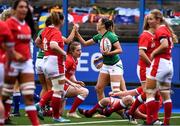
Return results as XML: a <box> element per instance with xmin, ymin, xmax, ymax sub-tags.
<box><xmin>12</xmin><ymin>16</ymin><xmax>25</xmax><ymax>25</ymax></box>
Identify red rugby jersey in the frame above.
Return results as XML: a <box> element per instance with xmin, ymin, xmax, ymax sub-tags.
<box><xmin>6</xmin><ymin>17</ymin><xmax>31</xmax><ymax>61</ymax></box>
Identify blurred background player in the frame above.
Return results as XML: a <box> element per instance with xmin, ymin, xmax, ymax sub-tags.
<box><xmin>0</xmin><ymin>19</ymin><xmax>14</xmax><ymax>125</ymax></box>
<box><xmin>145</xmin><ymin>9</ymin><xmax>178</xmax><ymax>125</ymax></box>
<box><xmin>2</xmin><ymin>0</ymin><xmax>40</xmax><ymax>125</ymax></box>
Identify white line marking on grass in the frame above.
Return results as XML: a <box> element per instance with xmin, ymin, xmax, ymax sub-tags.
<box><xmin>42</xmin><ymin>119</ymin><xmax>128</xmax><ymax>126</ymax></box>
<box><xmin>42</xmin><ymin>116</ymin><xmax>180</xmax><ymax>126</ymax></box>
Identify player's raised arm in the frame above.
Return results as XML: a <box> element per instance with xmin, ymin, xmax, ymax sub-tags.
<box><xmin>75</xmin><ymin>31</ymin><xmax>95</xmax><ymax>46</ymax></box>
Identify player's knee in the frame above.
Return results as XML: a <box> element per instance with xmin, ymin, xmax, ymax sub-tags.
<box><xmin>20</xmin><ymin>82</ymin><xmax>35</xmax><ymax>95</ymax></box>
<box><xmin>145</xmin><ymin>88</ymin><xmax>157</xmax><ymax>96</ymax></box>
<box><xmin>23</xmin><ymin>95</ymin><xmax>34</xmax><ymax>105</ymax></box>
<box><xmin>95</xmin><ymin>85</ymin><xmax>103</xmax><ymax>93</ymax></box>
<box><xmin>100</xmin><ymin>98</ymin><xmax>110</xmax><ymax>106</ymax></box>
<box><xmin>81</xmin><ymin>88</ymin><xmax>89</xmax><ymax>97</ymax></box>
<box><xmin>2</xmin><ymin>83</ymin><xmax>14</xmax><ymax>96</ymax></box>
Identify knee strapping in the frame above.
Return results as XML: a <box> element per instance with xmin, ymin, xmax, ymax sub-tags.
<box><xmin>5</xmin><ymin>99</ymin><xmax>13</xmax><ymax>104</ymax></box>
<box><xmin>111</xmin><ymin>82</ymin><xmax>120</xmax><ymax>92</ymax></box>
<box><xmin>20</xmin><ymin>82</ymin><xmax>35</xmax><ymax>95</ymax></box>
<box><xmin>159</xmin><ymin>85</ymin><xmax>172</xmax><ymax>93</ymax></box>
<box><xmin>2</xmin><ymin>84</ymin><xmax>14</xmax><ymax>96</ymax></box>
<box><xmin>51</xmin><ymin>76</ymin><xmax>65</xmax><ymax>92</ymax></box>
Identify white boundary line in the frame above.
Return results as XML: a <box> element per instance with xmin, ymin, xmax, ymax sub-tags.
<box><xmin>42</xmin><ymin>119</ymin><xmax>128</xmax><ymax>126</ymax></box>
<box><xmin>42</xmin><ymin>116</ymin><xmax>180</xmax><ymax>126</ymax></box>
<box><xmin>11</xmin><ymin>116</ymin><xmax>180</xmax><ymax>126</ymax></box>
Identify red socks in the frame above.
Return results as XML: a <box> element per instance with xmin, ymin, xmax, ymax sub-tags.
<box><xmin>25</xmin><ymin>105</ymin><xmax>40</xmax><ymax>126</ymax></box>
<box><xmin>51</xmin><ymin>94</ymin><xmax>63</xmax><ymax>119</ymax></box>
<box><xmin>128</xmin><ymin>92</ymin><xmax>146</xmax><ymax>115</ymax></box>
<box><xmin>146</xmin><ymin>98</ymin><xmax>157</xmax><ymax>124</ymax></box>
<box><xmin>4</xmin><ymin>99</ymin><xmax>12</xmax><ymax>120</ymax></box>
<box><xmin>69</xmin><ymin>95</ymin><xmax>84</xmax><ymax>113</ymax></box>
<box><xmin>39</xmin><ymin>90</ymin><xmax>53</xmax><ymax>107</ymax></box>
<box><xmin>88</xmin><ymin>103</ymin><xmax>103</xmax><ymax>116</ymax></box>
<box><xmin>163</xmin><ymin>100</ymin><xmax>172</xmax><ymax>125</ymax></box>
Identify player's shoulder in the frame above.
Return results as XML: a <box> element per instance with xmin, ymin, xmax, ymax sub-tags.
<box><xmin>156</xmin><ymin>25</ymin><xmax>168</xmax><ymax>33</ymax></box>
<box><xmin>6</xmin><ymin>17</ymin><xmax>14</xmax><ymax>24</ymax></box>
<box><xmin>66</xmin><ymin>54</ymin><xmax>74</xmax><ymax>62</ymax></box>
<box><xmin>0</xmin><ymin>20</ymin><xmax>9</xmax><ymax>32</ymax></box>
<box><xmin>106</xmin><ymin>31</ymin><xmax>117</xmax><ymax>37</ymax></box>
<box><xmin>155</xmin><ymin>25</ymin><xmax>170</xmax><ymax>37</ymax></box>
<box><xmin>142</xmin><ymin>30</ymin><xmax>153</xmax><ymax>36</ymax></box>
<box><xmin>0</xmin><ymin>20</ymin><xmax>7</xmax><ymax>27</ymax></box>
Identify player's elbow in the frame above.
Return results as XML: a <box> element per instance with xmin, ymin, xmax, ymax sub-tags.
<box><xmin>50</xmin><ymin>42</ymin><xmax>58</xmax><ymax>51</ymax></box>
<box><xmin>118</xmin><ymin>48</ymin><xmax>123</xmax><ymax>54</ymax></box>
<box><xmin>161</xmin><ymin>39</ymin><xmax>169</xmax><ymax>49</ymax></box>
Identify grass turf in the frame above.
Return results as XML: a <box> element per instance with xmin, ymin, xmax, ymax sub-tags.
<box><xmin>9</xmin><ymin>110</ymin><xmax>180</xmax><ymax>125</ymax></box>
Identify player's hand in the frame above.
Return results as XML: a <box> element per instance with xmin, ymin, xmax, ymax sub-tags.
<box><xmin>76</xmin><ymin>81</ymin><xmax>85</xmax><ymax>87</ymax></box>
<box><xmin>93</xmin><ymin>57</ymin><xmax>99</xmax><ymax>64</ymax></box>
<box><xmin>150</xmin><ymin>51</ymin><xmax>155</xmax><ymax>60</ymax></box>
<box><xmin>101</xmin><ymin>49</ymin><xmax>109</xmax><ymax>56</ymax></box>
<box><xmin>109</xmin><ymin>91</ymin><xmax>121</xmax><ymax>97</ymax></box>
<box><xmin>13</xmin><ymin>51</ymin><xmax>26</xmax><ymax>62</ymax></box>
<box><xmin>95</xmin><ymin>62</ymin><xmax>103</xmax><ymax>69</ymax></box>
<box><xmin>73</xmin><ymin>23</ymin><xmax>79</xmax><ymax>32</ymax></box>
<box><xmin>74</xmin><ymin>83</ymin><xmax>81</xmax><ymax>88</ymax></box>
<box><xmin>75</xmin><ymin>30</ymin><xmax>80</xmax><ymax>38</ymax></box>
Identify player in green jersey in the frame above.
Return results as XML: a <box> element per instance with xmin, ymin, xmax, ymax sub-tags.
<box><xmin>76</xmin><ymin>18</ymin><xmax>126</xmax><ymax>102</ymax></box>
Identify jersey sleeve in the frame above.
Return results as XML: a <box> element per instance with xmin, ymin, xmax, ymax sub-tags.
<box><xmin>2</xmin><ymin>22</ymin><xmax>14</xmax><ymax>47</ymax></box>
<box><xmin>65</xmin><ymin>58</ymin><xmax>72</xmax><ymax>71</ymax></box>
<box><xmin>138</xmin><ymin>33</ymin><xmax>149</xmax><ymax>50</ymax></box>
<box><xmin>50</xmin><ymin>31</ymin><xmax>63</xmax><ymax>46</ymax></box>
<box><xmin>92</xmin><ymin>34</ymin><xmax>102</xmax><ymax>43</ymax></box>
<box><xmin>156</xmin><ymin>27</ymin><xmax>169</xmax><ymax>43</ymax></box>
<box><xmin>108</xmin><ymin>33</ymin><xmax>119</xmax><ymax>44</ymax></box>
<box><xmin>135</xmin><ymin>86</ymin><xmax>143</xmax><ymax>95</ymax></box>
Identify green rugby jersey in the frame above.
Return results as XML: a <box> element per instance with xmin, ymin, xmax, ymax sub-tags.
<box><xmin>37</xmin><ymin>29</ymin><xmax>44</xmax><ymax>59</ymax></box>
<box><xmin>93</xmin><ymin>31</ymin><xmax>120</xmax><ymax>65</ymax></box>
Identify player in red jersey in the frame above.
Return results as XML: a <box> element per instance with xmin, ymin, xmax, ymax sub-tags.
<box><xmin>0</xmin><ymin>20</ymin><xmax>14</xmax><ymax>125</ymax></box>
<box><xmin>2</xmin><ymin>0</ymin><xmax>40</xmax><ymax>125</ymax></box>
<box><xmin>145</xmin><ymin>9</ymin><xmax>178</xmax><ymax>125</ymax></box>
<box><xmin>78</xmin><ymin>95</ymin><xmax>134</xmax><ymax>118</ymax></box>
<box><xmin>65</xmin><ymin>42</ymin><xmax>89</xmax><ymax>118</ymax></box>
<box><xmin>119</xmin><ymin>15</ymin><xmax>163</xmax><ymax>125</ymax></box>
<box><xmin>37</xmin><ymin>12</ymin><xmax>70</xmax><ymax>123</ymax></box>
<box><xmin>35</xmin><ymin>15</ymin><xmax>78</xmax><ymax>98</ymax></box>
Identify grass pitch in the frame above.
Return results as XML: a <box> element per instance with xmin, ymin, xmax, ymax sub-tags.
<box><xmin>9</xmin><ymin>110</ymin><xmax>180</xmax><ymax>126</ymax></box>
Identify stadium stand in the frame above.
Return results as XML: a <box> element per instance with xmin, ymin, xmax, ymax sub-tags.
<box><xmin>0</xmin><ymin>0</ymin><xmax>179</xmax><ymax>42</ymax></box>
